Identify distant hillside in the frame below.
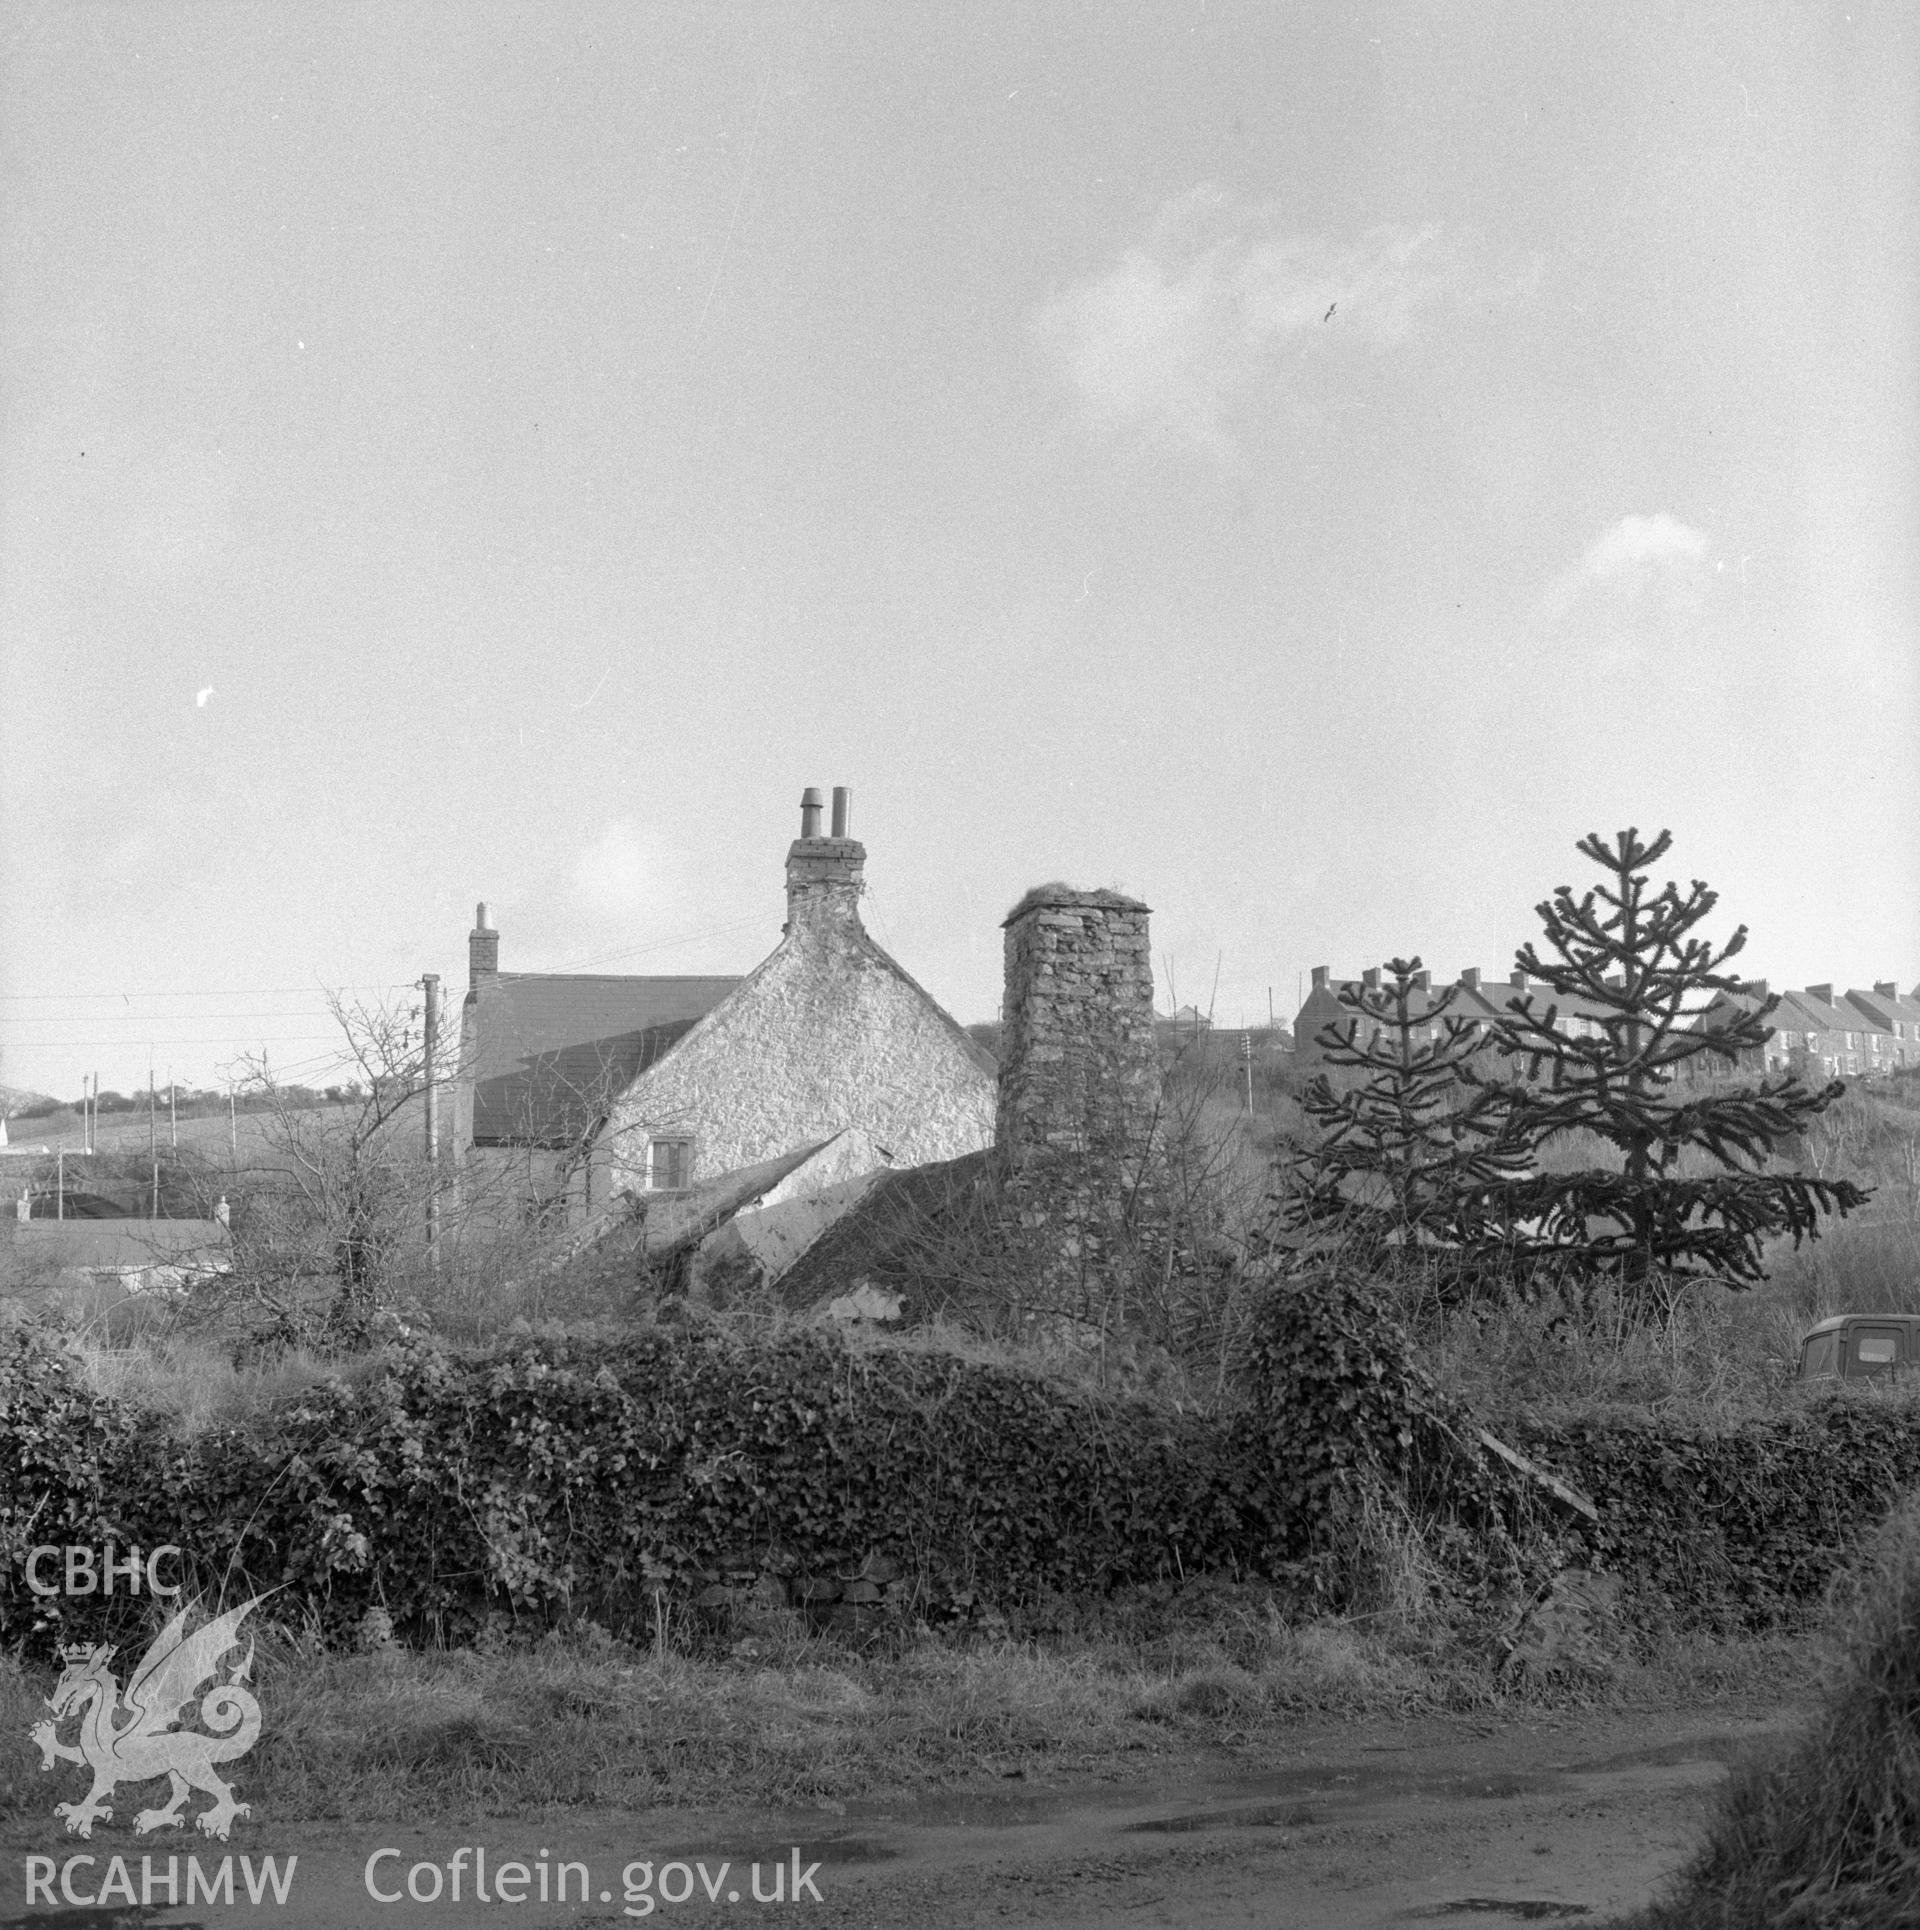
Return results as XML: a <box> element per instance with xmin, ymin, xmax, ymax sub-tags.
<box><xmin>6</xmin><ymin>1104</ymin><xmax>354</xmax><ymax>1160</ymax></box>
<box><xmin>0</xmin><ymin>1085</ymin><xmax>59</xmax><ymax>1118</ymax></box>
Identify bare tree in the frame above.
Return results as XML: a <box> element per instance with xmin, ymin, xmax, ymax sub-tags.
<box><xmin>213</xmin><ymin>989</ymin><xmax>438</xmax><ymax>1349</ymax></box>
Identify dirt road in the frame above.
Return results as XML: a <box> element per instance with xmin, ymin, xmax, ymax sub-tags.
<box><xmin>3</xmin><ymin>1702</ymin><xmax>1795</xmax><ymax>1928</ymax></box>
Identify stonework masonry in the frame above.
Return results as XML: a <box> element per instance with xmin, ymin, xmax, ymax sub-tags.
<box><xmin>603</xmin><ymin>830</ymin><xmax>997</xmax><ymax>1191</ymax></box>
<box><xmin>995</xmin><ymin>886</ymin><xmax>1161</xmax><ymax>1306</ymax></box>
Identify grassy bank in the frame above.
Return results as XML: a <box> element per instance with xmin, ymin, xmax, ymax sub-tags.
<box><xmin>1611</xmin><ymin>1500</ymin><xmax>1920</xmax><ymax>1928</ymax></box>
<box><xmin>0</xmin><ymin>1597</ymin><xmax>1813</xmax><ymax>1830</ymax></box>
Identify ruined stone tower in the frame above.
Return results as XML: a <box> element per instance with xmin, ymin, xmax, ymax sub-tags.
<box><xmin>995</xmin><ymin>886</ymin><xmax>1160</xmax><ymax>1306</ymax></box>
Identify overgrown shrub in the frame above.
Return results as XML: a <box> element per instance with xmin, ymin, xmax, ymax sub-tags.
<box><xmin>1242</xmin><ymin>1266</ymin><xmax>1545</xmax><ymax>1614</ymax></box>
<box><xmin>10</xmin><ymin>1297</ymin><xmax>1920</xmax><ymax>1663</ymax></box>
<box><xmin>0</xmin><ymin>1321</ymin><xmax>1294</xmax><ymax>1656</ymax></box>
<box><xmin>1519</xmin><ymin>1398</ymin><xmax>1920</xmax><ymax>1633</ymax></box>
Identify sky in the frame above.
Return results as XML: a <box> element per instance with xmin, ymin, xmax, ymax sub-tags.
<box><xmin>3</xmin><ymin>1</ymin><xmax>1915</xmax><ymax>1101</ymax></box>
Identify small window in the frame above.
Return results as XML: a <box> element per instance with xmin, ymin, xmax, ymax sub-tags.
<box><xmin>1802</xmin><ymin>1333</ymin><xmax>1838</xmax><ymax>1379</ymax></box>
<box><xmin>646</xmin><ymin>1138</ymin><xmax>691</xmax><ymax>1190</ymax></box>
<box><xmin>1855</xmin><ymin>1331</ymin><xmax>1900</xmax><ymax>1368</ymax></box>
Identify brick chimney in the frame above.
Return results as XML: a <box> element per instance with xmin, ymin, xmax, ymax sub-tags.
<box><xmin>1361</xmin><ymin>967</ymin><xmax>1382</xmax><ymax>990</ymax></box>
<box><xmin>1412</xmin><ymin>969</ymin><xmax>1432</xmax><ymax>993</ymax></box>
<box><xmin>1805</xmin><ymin>983</ymin><xmax>1834</xmax><ymax>1006</ymax></box>
<box><xmin>784</xmin><ymin>786</ymin><xmax>866</xmax><ymax>936</ymax></box>
<box><xmin>469</xmin><ymin>902</ymin><xmax>499</xmax><ymax>989</ymax></box>
<box><xmin>1459</xmin><ymin>967</ymin><xmax>1482</xmax><ymax>992</ymax></box>
<box><xmin>1875</xmin><ymin>981</ymin><xmax>1898</xmax><ymax>1000</ymax></box>
<box><xmin>1310</xmin><ymin>965</ymin><xmax>1329</xmax><ymax>991</ymax></box>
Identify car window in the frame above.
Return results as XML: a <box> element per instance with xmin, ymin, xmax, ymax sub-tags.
<box><xmin>1803</xmin><ymin>1333</ymin><xmax>1838</xmax><ymax>1377</ymax></box>
<box><xmin>1854</xmin><ymin>1330</ymin><xmax>1901</xmax><ymax>1367</ymax></box>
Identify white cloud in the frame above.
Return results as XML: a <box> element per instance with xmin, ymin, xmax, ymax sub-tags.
<box><xmin>1031</xmin><ymin>188</ymin><xmax>1538</xmax><ymax>456</ymax></box>
<box><xmin>1581</xmin><ymin>512</ymin><xmax>1709</xmax><ymax>581</ymax></box>
<box><xmin>571</xmin><ymin>819</ymin><xmax>668</xmax><ymax>919</ymax></box>
<box><xmin>1543</xmin><ymin>513</ymin><xmax>1710</xmax><ymax>618</ymax></box>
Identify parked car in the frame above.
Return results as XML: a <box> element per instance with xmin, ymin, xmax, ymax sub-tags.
<box><xmin>1798</xmin><ymin>1314</ymin><xmax>1920</xmax><ymax>1382</ymax></box>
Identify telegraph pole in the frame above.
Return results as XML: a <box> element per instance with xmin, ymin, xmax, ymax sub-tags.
<box><xmin>149</xmin><ymin>1058</ymin><xmax>159</xmax><ymax>1216</ymax></box>
<box><xmin>421</xmin><ymin>973</ymin><xmax>440</xmax><ymax>1270</ymax></box>
<box><xmin>168</xmin><ymin>1070</ymin><xmax>177</xmax><ymax>1148</ymax></box>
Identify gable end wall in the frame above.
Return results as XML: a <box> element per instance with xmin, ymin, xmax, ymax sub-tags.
<box><xmin>605</xmin><ymin>928</ymin><xmax>994</xmax><ymax>1188</ymax></box>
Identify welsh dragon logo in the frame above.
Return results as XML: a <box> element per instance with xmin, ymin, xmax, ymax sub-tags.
<box><xmin>29</xmin><ymin>1594</ymin><xmax>269</xmax><ymax>1841</ymax></box>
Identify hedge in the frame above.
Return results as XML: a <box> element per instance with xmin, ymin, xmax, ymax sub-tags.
<box><xmin>0</xmin><ymin>1324</ymin><xmax>1290</xmax><ymax>1652</ymax></box>
<box><xmin>5</xmin><ymin>1319</ymin><xmax>1918</xmax><ymax>1655</ymax></box>
<box><xmin>1518</xmin><ymin>1402</ymin><xmax>1920</xmax><ymax>1632</ymax></box>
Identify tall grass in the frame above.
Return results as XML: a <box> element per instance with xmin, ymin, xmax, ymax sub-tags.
<box><xmin>1392</xmin><ymin>1215</ymin><xmax>1920</xmax><ymax>1426</ymax></box>
<box><xmin>0</xmin><ymin>1602</ymin><xmax>1480</xmax><ymax>1827</ymax></box>
<box><xmin>1613</xmin><ymin>1496</ymin><xmax>1920</xmax><ymax>1928</ymax></box>
<box><xmin>1393</xmin><ymin>1082</ymin><xmax>1920</xmax><ymax>1426</ymax></box>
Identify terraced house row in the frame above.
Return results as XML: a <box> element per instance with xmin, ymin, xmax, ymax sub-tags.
<box><xmin>1293</xmin><ymin>967</ymin><xmax>1920</xmax><ymax>1081</ymax></box>
<box><xmin>1705</xmin><ymin>980</ymin><xmax>1920</xmax><ymax>1080</ymax></box>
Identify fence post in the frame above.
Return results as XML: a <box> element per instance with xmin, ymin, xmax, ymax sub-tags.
<box><xmin>422</xmin><ymin>972</ymin><xmax>441</xmax><ymax>1272</ymax></box>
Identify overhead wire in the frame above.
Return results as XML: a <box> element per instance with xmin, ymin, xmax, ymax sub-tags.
<box><xmin>0</xmin><ymin>983</ymin><xmax>420</xmax><ymax>1003</ymax></box>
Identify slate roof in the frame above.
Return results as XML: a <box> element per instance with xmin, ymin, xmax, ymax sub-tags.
<box><xmin>1301</xmin><ymin>972</ymin><xmax>1506</xmax><ymax>1039</ymax></box>
<box><xmin>547</xmin><ymin>1140</ymin><xmax>847</xmax><ymax>1284</ymax></box>
<box><xmin>635</xmin><ymin>1142</ymin><xmax>830</xmax><ymax>1259</ymax></box>
<box><xmin>1779</xmin><ymin>987</ymin><xmax>1853</xmax><ymax>1036</ymax></box>
<box><xmin>772</xmin><ymin>1149</ymin><xmax>996</xmax><ymax>1310</ymax></box>
<box><xmin>467</xmin><ymin>972</ymin><xmax>744</xmax><ymax>1147</ymax></box>
<box><xmin>1846</xmin><ymin>985</ymin><xmax>1920</xmax><ymax>1035</ymax></box>
<box><xmin>1301</xmin><ymin>968</ymin><xmax>1697</xmax><ymax>1060</ymax></box>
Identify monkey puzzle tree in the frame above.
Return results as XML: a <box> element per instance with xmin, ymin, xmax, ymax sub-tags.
<box><xmin>1274</xmin><ymin>958</ymin><xmax>1534</xmax><ymax>1301</ymax></box>
<box><xmin>1465</xmin><ymin>828</ymin><xmax>1869</xmax><ymax>1314</ymax></box>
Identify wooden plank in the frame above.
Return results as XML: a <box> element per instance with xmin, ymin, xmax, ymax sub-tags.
<box><xmin>1478</xmin><ymin>1427</ymin><xmax>1601</xmax><ymax>1523</ymax></box>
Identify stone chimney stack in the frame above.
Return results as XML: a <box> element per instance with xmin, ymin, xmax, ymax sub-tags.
<box><xmin>1460</xmin><ymin>967</ymin><xmax>1482</xmax><ymax>992</ymax></box>
<box><xmin>469</xmin><ymin>902</ymin><xmax>499</xmax><ymax>989</ymax></box>
<box><xmin>995</xmin><ymin>885</ymin><xmax>1160</xmax><ymax>1306</ymax></box>
<box><xmin>1805</xmin><ymin>983</ymin><xmax>1834</xmax><ymax>1005</ymax></box>
<box><xmin>785</xmin><ymin>785</ymin><xmax>866</xmax><ymax>936</ymax></box>
<box><xmin>996</xmin><ymin>886</ymin><xmax>1157</xmax><ymax>1174</ymax></box>
<box><xmin>1310</xmin><ymin>965</ymin><xmax>1329</xmax><ymax>991</ymax></box>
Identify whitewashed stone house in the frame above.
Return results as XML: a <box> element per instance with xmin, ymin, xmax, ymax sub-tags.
<box><xmin>453</xmin><ymin>789</ymin><xmax>997</xmax><ymax>1225</ymax></box>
